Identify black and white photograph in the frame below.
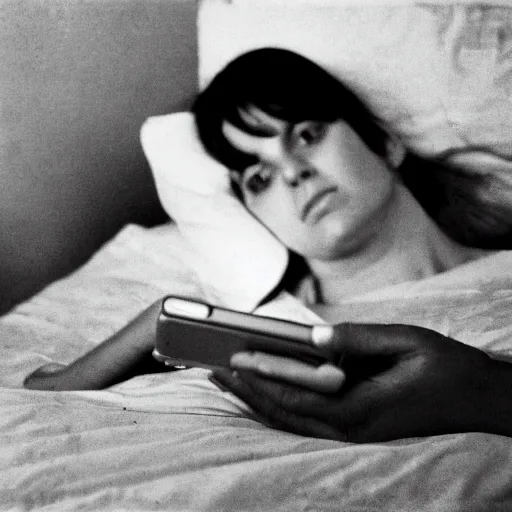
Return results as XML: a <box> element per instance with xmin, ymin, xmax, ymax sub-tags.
<box><xmin>1</xmin><ymin>0</ymin><xmax>512</xmax><ymax>509</ymax></box>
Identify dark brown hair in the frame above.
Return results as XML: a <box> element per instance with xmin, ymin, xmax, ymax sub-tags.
<box><xmin>193</xmin><ymin>48</ymin><xmax>388</xmax><ymax>174</ymax></box>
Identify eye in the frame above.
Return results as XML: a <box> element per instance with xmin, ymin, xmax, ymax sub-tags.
<box><xmin>294</xmin><ymin>122</ymin><xmax>327</xmax><ymax>147</ymax></box>
<box><xmin>242</xmin><ymin>164</ymin><xmax>273</xmax><ymax>195</ymax></box>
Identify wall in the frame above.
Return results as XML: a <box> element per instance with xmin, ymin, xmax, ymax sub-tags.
<box><xmin>0</xmin><ymin>0</ymin><xmax>198</xmax><ymax>313</ymax></box>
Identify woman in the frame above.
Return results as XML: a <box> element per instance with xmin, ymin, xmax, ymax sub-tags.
<box><xmin>193</xmin><ymin>47</ymin><xmax>492</xmax><ymax>309</ymax></box>
<box><xmin>23</xmin><ymin>50</ymin><xmax>512</xmax><ymax>444</ymax></box>
<box><xmin>195</xmin><ymin>48</ymin><xmax>512</xmax><ymax>254</ymax></box>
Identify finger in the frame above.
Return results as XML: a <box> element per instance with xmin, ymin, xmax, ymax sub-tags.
<box><xmin>213</xmin><ymin>369</ymin><xmax>387</xmax><ymax>441</ymax></box>
<box><xmin>212</xmin><ymin>369</ymin><xmax>335</xmax><ymax>417</ymax></box>
<box><xmin>230</xmin><ymin>351</ymin><xmax>346</xmax><ymax>393</ymax></box>
<box><xmin>210</xmin><ymin>370</ymin><xmax>347</xmax><ymax>442</ymax></box>
<box><xmin>24</xmin><ymin>363</ymin><xmax>68</xmax><ymax>390</ymax></box>
<box><xmin>215</xmin><ymin>368</ymin><xmax>379</xmax><ymax>438</ymax></box>
<box><xmin>312</xmin><ymin>323</ymin><xmax>419</xmax><ymax>359</ymax></box>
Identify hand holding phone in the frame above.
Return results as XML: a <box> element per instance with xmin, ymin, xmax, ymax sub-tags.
<box><xmin>153</xmin><ymin>296</ymin><xmax>328</xmax><ymax>370</ymax></box>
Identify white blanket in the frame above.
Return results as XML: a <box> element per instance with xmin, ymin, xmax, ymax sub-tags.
<box><xmin>1</xmin><ymin>223</ymin><xmax>512</xmax><ymax>511</ymax></box>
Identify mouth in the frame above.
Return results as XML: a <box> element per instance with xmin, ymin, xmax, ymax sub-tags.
<box><xmin>301</xmin><ymin>187</ymin><xmax>338</xmax><ymax>223</ymax></box>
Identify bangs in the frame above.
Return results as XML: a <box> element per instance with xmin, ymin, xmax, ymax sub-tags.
<box><xmin>193</xmin><ymin>48</ymin><xmax>389</xmax><ymax>175</ymax></box>
<box><xmin>208</xmin><ymin>90</ymin><xmax>340</xmax><ymax>173</ymax></box>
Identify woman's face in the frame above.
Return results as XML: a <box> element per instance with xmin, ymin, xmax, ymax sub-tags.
<box><xmin>222</xmin><ymin>106</ymin><xmax>397</xmax><ymax>261</ymax></box>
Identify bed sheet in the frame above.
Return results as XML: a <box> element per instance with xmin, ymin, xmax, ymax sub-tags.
<box><xmin>1</xmin><ymin>223</ymin><xmax>512</xmax><ymax>511</ymax></box>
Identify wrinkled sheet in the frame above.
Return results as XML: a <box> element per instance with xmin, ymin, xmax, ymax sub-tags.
<box><xmin>1</xmin><ymin>223</ymin><xmax>512</xmax><ymax>511</ymax></box>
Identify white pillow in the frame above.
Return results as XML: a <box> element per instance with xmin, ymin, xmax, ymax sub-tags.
<box><xmin>140</xmin><ymin>113</ymin><xmax>288</xmax><ymax>311</ymax></box>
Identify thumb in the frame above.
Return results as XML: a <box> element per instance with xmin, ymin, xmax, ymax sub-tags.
<box><xmin>312</xmin><ymin>322</ymin><xmax>417</xmax><ymax>360</ymax></box>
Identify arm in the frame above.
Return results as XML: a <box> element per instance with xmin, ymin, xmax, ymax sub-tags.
<box><xmin>211</xmin><ymin>323</ymin><xmax>512</xmax><ymax>442</ymax></box>
<box><xmin>24</xmin><ymin>300</ymin><xmax>166</xmax><ymax>391</ymax></box>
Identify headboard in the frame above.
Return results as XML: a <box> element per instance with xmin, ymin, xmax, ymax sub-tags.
<box><xmin>0</xmin><ymin>0</ymin><xmax>198</xmax><ymax>314</ymax></box>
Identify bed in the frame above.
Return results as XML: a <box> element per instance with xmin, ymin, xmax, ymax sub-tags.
<box><xmin>2</xmin><ymin>1</ymin><xmax>512</xmax><ymax>510</ymax></box>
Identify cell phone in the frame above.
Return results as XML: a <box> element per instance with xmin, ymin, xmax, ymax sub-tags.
<box><xmin>153</xmin><ymin>295</ymin><xmax>328</xmax><ymax>370</ymax></box>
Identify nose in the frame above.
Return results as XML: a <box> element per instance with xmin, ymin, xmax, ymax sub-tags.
<box><xmin>281</xmin><ymin>158</ymin><xmax>316</xmax><ymax>187</ymax></box>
